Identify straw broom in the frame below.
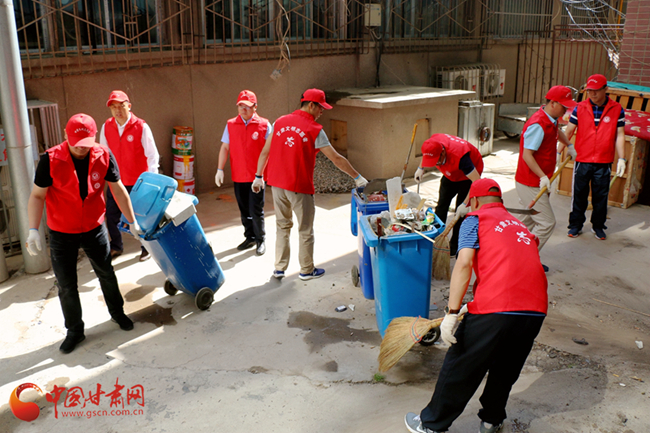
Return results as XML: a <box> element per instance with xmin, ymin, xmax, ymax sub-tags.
<box><xmin>432</xmin><ymin>215</ymin><xmax>461</xmax><ymax>281</ymax></box>
<box><xmin>378</xmin><ymin>314</ymin><xmax>465</xmax><ymax>373</ymax></box>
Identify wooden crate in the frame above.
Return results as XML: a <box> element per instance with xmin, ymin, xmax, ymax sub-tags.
<box><xmin>556</xmin><ymin>135</ymin><xmax>649</xmax><ymax>208</ymax></box>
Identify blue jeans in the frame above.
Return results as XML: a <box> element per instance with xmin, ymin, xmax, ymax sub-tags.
<box><xmin>49</xmin><ymin>224</ymin><xmax>125</xmax><ymax>337</ymax></box>
<box><xmin>569</xmin><ymin>161</ymin><xmax>611</xmax><ymax>230</ymax></box>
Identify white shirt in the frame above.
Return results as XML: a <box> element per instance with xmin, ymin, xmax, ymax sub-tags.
<box><xmin>99</xmin><ymin>112</ymin><xmax>159</xmax><ymax>173</ymax></box>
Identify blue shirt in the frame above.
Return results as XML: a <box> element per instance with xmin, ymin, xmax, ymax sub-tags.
<box><xmin>569</xmin><ymin>97</ymin><xmax>625</xmax><ymax>127</ymax></box>
<box><xmin>523</xmin><ymin>109</ymin><xmax>557</xmax><ymax>152</ymax></box>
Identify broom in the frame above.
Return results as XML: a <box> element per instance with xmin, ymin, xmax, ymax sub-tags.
<box><xmin>432</xmin><ymin>214</ymin><xmax>461</xmax><ymax>281</ymax></box>
<box><xmin>378</xmin><ymin>313</ymin><xmax>465</xmax><ymax>373</ymax></box>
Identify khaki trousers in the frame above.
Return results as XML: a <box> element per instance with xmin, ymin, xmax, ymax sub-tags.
<box><xmin>272</xmin><ymin>187</ymin><xmax>315</xmax><ymax>274</ymax></box>
<box><xmin>515</xmin><ymin>181</ymin><xmax>556</xmax><ymax>251</ymax></box>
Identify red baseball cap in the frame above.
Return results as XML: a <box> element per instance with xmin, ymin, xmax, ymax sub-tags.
<box><xmin>66</xmin><ymin>113</ymin><xmax>98</xmax><ymax>148</ymax></box>
<box><xmin>585</xmin><ymin>74</ymin><xmax>607</xmax><ymax>90</ymax></box>
<box><xmin>546</xmin><ymin>85</ymin><xmax>578</xmax><ymax>109</ymax></box>
<box><xmin>469</xmin><ymin>178</ymin><xmax>502</xmax><ymax>199</ymax></box>
<box><xmin>300</xmin><ymin>88</ymin><xmax>332</xmax><ymax>109</ymax></box>
<box><xmin>421</xmin><ymin>137</ymin><xmax>444</xmax><ymax>167</ymax></box>
<box><xmin>237</xmin><ymin>90</ymin><xmax>257</xmax><ymax>107</ymax></box>
<box><xmin>106</xmin><ymin>90</ymin><xmax>130</xmax><ymax>107</ymax></box>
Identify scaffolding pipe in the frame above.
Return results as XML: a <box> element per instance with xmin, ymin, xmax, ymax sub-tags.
<box><xmin>0</xmin><ymin>0</ymin><xmax>50</xmax><ymax>274</ymax></box>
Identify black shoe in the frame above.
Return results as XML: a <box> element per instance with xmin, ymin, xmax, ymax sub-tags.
<box><xmin>110</xmin><ymin>249</ymin><xmax>123</xmax><ymax>259</ymax></box>
<box><xmin>255</xmin><ymin>241</ymin><xmax>266</xmax><ymax>256</ymax></box>
<box><xmin>237</xmin><ymin>238</ymin><xmax>256</xmax><ymax>251</ymax></box>
<box><xmin>60</xmin><ymin>334</ymin><xmax>85</xmax><ymax>354</ymax></box>
<box><xmin>139</xmin><ymin>249</ymin><xmax>151</xmax><ymax>262</ymax></box>
<box><xmin>111</xmin><ymin>314</ymin><xmax>134</xmax><ymax>331</ymax></box>
<box><xmin>542</xmin><ymin>264</ymin><xmax>549</xmax><ymax>272</ymax></box>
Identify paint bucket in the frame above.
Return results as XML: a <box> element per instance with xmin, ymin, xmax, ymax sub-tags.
<box><xmin>177</xmin><ymin>178</ymin><xmax>195</xmax><ymax>195</ymax></box>
<box><xmin>172</xmin><ymin>126</ymin><xmax>193</xmax><ymax>155</ymax></box>
<box><xmin>173</xmin><ymin>154</ymin><xmax>194</xmax><ymax>180</ymax></box>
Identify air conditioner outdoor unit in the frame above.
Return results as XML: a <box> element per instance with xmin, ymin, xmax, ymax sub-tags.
<box><xmin>458</xmin><ymin>100</ymin><xmax>495</xmax><ymax>157</ymax></box>
<box><xmin>482</xmin><ymin>69</ymin><xmax>506</xmax><ymax>98</ymax></box>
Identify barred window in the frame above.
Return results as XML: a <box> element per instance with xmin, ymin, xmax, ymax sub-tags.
<box><xmin>483</xmin><ymin>0</ymin><xmax>554</xmax><ymax>39</ymax></box>
<box><xmin>389</xmin><ymin>0</ymin><xmax>474</xmax><ymax>39</ymax></box>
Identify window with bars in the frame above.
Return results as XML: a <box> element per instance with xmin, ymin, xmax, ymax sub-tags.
<box><xmin>204</xmin><ymin>0</ymin><xmax>272</xmax><ymax>43</ymax></box>
<box><xmin>388</xmin><ymin>0</ymin><xmax>474</xmax><ymax>39</ymax></box>
<box><xmin>482</xmin><ymin>0</ymin><xmax>554</xmax><ymax>39</ymax></box>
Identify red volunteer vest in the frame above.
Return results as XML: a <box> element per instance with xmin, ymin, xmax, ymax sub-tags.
<box><xmin>104</xmin><ymin>114</ymin><xmax>147</xmax><ymax>185</ymax></box>
<box><xmin>575</xmin><ymin>98</ymin><xmax>622</xmax><ymax>163</ymax></box>
<box><xmin>227</xmin><ymin>113</ymin><xmax>269</xmax><ymax>182</ymax></box>
<box><xmin>515</xmin><ymin>108</ymin><xmax>559</xmax><ymax>187</ymax></box>
<box><xmin>266</xmin><ymin>110</ymin><xmax>323</xmax><ymax>195</ymax></box>
<box><xmin>46</xmin><ymin>143</ymin><xmax>110</xmax><ymax>234</ymax></box>
<box><xmin>466</xmin><ymin>202</ymin><xmax>548</xmax><ymax>315</ymax></box>
<box><xmin>436</xmin><ymin>135</ymin><xmax>484</xmax><ymax>182</ymax></box>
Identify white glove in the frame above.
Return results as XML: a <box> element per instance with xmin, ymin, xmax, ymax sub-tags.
<box><xmin>440</xmin><ymin>312</ymin><xmax>460</xmax><ymax>345</ymax></box>
<box><xmin>566</xmin><ymin>145</ymin><xmax>577</xmax><ymax>160</ymax></box>
<box><xmin>251</xmin><ymin>176</ymin><xmax>265</xmax><ymax>193</ymax></box>
<box><xmin>616</xmin><ymin>158</ymin><xmax>626</xmax><ymax>177</ymax></box>
<box><xmin>454</xmin><ymin>203</ymin><xmax>469</xmax><ymax>219</ymax></box>
<box><xmin>129</xmin><ymin>220</ymin><xmax>143</xmax><ymax>239</ymax></box>
<box><xmin>26</xmin><ymin>229</ymin><xmax>42</xmax><ymax>256</ymax></box>
<box><xmin>414</xmin><ymin>167</ymin><xmax>424</xmax><ymax>183</ymax></box>
<box><xmin>354</xmin><ymin>175</ymin><xmax>368</xmax><ymax>188</ymax></box>
<box><xmin>215</xmin><ymin>169</ymin><xmax>224</xmax><ymax>187</ymax></box>
<box><xmin>459</xmin><ymin>304</ymin><xmax>468</xmax><ymax>316</ymax></box>
<box><xmin>539</xmin><ymin>175</ymin><xmax>551</xmax><ymax>191</ymax></box>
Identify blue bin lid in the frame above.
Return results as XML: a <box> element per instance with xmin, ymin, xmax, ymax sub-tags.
<box><xmin>130</xmin><ymin>173</ymin><xmax>178</xmax><ymax>236</ymax></box>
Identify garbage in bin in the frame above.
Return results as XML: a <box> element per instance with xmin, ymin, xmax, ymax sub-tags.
<box><xmin>359</xmin><ymin>211</ymin><xmax>444</xmax><ymax>337</ymax></box>
<box><xmin>120</xmin><ymin>172</ymin><xmax>225</xmax><ymax>310</ymax></box>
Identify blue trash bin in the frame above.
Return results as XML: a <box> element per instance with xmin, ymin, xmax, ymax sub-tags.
<box><xmin>359</xmin><ymin>213</ymin><xmax>444</xmax><ymax>337</ymax></box>
<box><xmin>120</xmin><ymin>172</ymin><xmax>226</xmax><ymax>310</ymax></box>
<box><xmin>350</xmin><ymin>187</ymin><xmax>392</xmax><ymax>300</ymax></box>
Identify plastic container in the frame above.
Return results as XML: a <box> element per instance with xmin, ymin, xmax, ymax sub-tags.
<box><xmin>359</xmin><ymin>213</ymin><xmax>445</xmax><ymax>337</ymax></box>
<box><xmin>171</xmin><ymin>126</ymin><xmax>193</xmax><ymax>155</ymax></box>
<box><xmin>173</xmin><ymin>154</ymin><xmax>194</xmax><ymax>180</ymax></box>
<box><xmin>176</xmin><ymin>178</ymin><xmax>195</xmax><ymax>195</ymax></box>
<box><xmin>350</xmin><ymin>187</ymin><xmax>392</xmax><ymax>300</ymax></box>
<box><xmin>121</xmin><ymin>172</ymin><xmax>225</xmax><ymax>310</ymax></box>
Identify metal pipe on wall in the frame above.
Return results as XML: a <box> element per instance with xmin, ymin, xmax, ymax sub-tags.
<box><xmin>0</xmin><ymin>0</ymin><xmax>50</xmax><ymax>274</ymax></box>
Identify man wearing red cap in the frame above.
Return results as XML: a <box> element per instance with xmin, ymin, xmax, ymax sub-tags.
<box><xmin>252</xmin><ymin>88</ymin><xmax>368</xmax><ymax>280</ymax></box>
<box><xmin>26</xmin><ymin>114</ymin><xmax>141</xmax><ymax>354</ymax></box>
<box><xmin>405</xmin><ymin>178</ymin><xmax>547</xmax><ymax>433</ymax></box>
<box><xmin>515</xmin><ymin>85</ymin><xmax>577</xmax><ymax>271</ymax></box>
<box><xmin>215</xmin><ymin>90</ymin><xmax>272</xmax><ymax>256</ymax></box>
<box><xmin>414</xmin><ymin>133</ymin><xmax>483</xmax><ymax>256</ymax></box>
<box><xmin>561</xmin><ymin>74</ymin><xmax>626</xmax><ymax>240</ymax></box>
<box><xmin>100</xmin><ymin>90</ymin><xmax>159</xmax><ymax>260</ymax></box>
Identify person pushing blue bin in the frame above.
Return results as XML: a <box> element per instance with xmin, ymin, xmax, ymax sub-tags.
<box><xmin>120</xmin><ymin>172</ymin><xmax>225</xmax><ymax>310</ymax></box>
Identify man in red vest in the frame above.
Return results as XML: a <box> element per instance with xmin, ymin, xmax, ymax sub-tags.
<box><xmin>26</xmin><ymin>114</ymin><xmax>141</xmax><ymax>354</ymax></box>
<box><xmin>414</xmin><ymin>134</ymin><xmax>483</xmax><ymax>256</ymax></box>
<box><xmin>215</xmin><ymin>90</ymin><xmax>272</xmax><ymax>256</ymax></box>
<box><xmin>252</xmin><ymin>89</ymin><xmax>368</xmax><ymax>280</ymax></box>
<box><xmin>100</xmin><ymin>90</ymin><xmax>159</xmax><ymax>260</ymax></box>
<box><xmin>561</xmin><ymin>74</ymin><xmax>626</xmax><ymax>240</ymax></box>
<box><xmin>515</xmin><ymin>85</ymin><xmax>577</xmax><ymax>271</ymax></box>
<box><xmin>405</xmin><ymin>178</ymin><xmax>547</xmax><ymax>433</ymax></box>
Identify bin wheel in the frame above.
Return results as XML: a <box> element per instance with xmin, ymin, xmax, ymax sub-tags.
<box><xmin>164</xmin><ymin>280</ymin><xmax>178</xmax><ymax>296</ymax></box>
<box><xmin>351</xmin><ymin>265</ymin><xmax>360</xmax><ymax>287</ymax></box>
<box><xmin>195</xmin><ymin>287</ymin><xmax>214</xmax><ymax>311</ymax></box>
<box><xmin>419</xmin><ymin>327</ymin><xmax>441</xmax><ymax>346</ymax></box>
<box><xmin>503</xmin><ymin>131</ymin><xmax>520</xmax><ymax>139</ymax></box>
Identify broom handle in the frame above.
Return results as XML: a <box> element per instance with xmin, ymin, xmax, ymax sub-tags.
<box><xmin>527</xmin><ymin>156</ymin><xmax>572</xmax><ymax>209</ymax></box>
<box><xmin>401</xmin><ymin>124</ymin><xmax>418</xmax><ymax>181</ymax></box>
<box><xmin>609</xmin><ymin>174</ymin><xmax>617</xmax><ymax>189</ymax></box>
<box><xmin>438</xmin><ymin>214</ymin><xmax>461</xmax><ymax>240</ymax></box>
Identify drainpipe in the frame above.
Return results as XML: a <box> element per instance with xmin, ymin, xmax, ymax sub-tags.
<box><xmin>0</xmin><ymin>0</ymin><xmax>50</xmax><ymax>274</ymax></box>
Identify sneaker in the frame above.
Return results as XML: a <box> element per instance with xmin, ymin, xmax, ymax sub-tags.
<box><xmin>111</xmin><ymin>314</ymin><xmax>134</xmax><ymax>331</ymax></box>
<box><xmin>237</xmin><ymin>238</ymin><xmax>256</xmax><ymax>251</ymax></box>
<box><xmin>299</xmin><ymin>268</ymin><xmax>325</xmax><ymax>281</ymax></box>
<box><xmin>479</xmin><ymin>421</ymin><xmax>503</xmax><ymax>433</ymax></box>
<box><xmin>591</xmin><ymin>227</ymin><xmax>606</xmax><ymax>240</ymax></box>
<box><xmin>272</xmin><ymin>270</ymin><xmax>285</xmax><ymax>280</ymax></box>
<box><xmin>404</xmin><ymin>413</ymin><xmax>445</xmax><ymax>433</ymax></box>
<box><xmin>567</xmin><ymin>227</ymin><xmax>582</xmax><ymax>238</ymax></box>
<box><xmin>139</xmin><ymin>249</ymin><xmax>151</xmax><ymax>262</ymax></box>
<box><xmin>542</xmin><ymin>264</ymin><xmax>549</xmax><ymax>273</ymax></box>
<box><xmin>256</xmin><ymin>241</ymin><xmax>266</xmax><ymax>256</ymax></box>
<box><xmin>59</xmin><ymin>334</ymin><xmax>86</xmax><ymax>354</ymax></box>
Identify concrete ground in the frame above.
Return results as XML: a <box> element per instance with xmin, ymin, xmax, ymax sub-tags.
<box><xmin>1</xmin><ymin>136</ymin><xmax>649</xmax><ymax>433</ymax></box>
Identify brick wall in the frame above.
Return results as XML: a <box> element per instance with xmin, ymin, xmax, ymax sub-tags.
<box><xmin>618</xmin><ymin>0</ymin><xmax>650</xmax><ymax>86</ymax></box>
